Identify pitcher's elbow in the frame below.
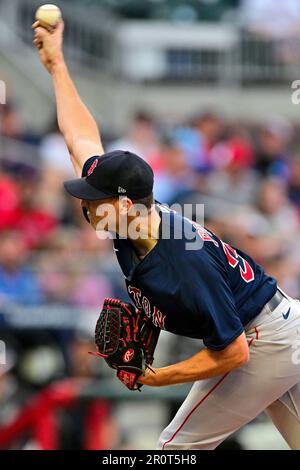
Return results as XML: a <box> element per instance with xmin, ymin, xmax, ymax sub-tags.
<box><xmin>235</xmin><ymin>348</ymin><xmax>250</xmax><ymax>368</ymax></box>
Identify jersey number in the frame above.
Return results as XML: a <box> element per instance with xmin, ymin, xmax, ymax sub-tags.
<box><xmin>222</xmin><ymin>242</ymin><xmax>254</xmax><ymax>283</ymax></box>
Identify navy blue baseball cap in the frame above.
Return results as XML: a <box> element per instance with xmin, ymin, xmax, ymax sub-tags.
<box><xmin>64</xmin><ymin>150</ymin><xmax>154</xmax><ymax>201</ymax></box>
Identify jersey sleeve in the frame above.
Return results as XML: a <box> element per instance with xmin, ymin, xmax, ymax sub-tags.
<box><xmin>185</xmin><ymin>249</ymin><xmax>244</xmax><ymax>351</ymax></box>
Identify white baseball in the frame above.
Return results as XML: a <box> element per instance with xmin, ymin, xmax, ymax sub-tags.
<box><xmin>35</xmin><ymin>4</ymin><xmax>62</xmax><ymax>29</ymax></box>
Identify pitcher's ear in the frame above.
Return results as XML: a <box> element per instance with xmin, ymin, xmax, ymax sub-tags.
<box><xmin>118</xmin><ymin>196</ymin><xmax>132</xmax><ymax>216</ymax></box>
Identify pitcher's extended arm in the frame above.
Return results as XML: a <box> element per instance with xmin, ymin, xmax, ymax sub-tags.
<box><xmin>33</xmin><ymin>20</ymin><xmax>104</xmax><ymax>176</ymax></box>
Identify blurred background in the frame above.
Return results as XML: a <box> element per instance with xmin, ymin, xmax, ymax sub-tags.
<box><xmin>1</xmin><ymin>0</ymin><xmax>300</xmax><ymax>450</ymax></box>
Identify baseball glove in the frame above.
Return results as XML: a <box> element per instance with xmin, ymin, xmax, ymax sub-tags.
<box><xmin>90</xmin><ymin>298</ymin><xmax>160</xmax><ymax>391</ymax></box>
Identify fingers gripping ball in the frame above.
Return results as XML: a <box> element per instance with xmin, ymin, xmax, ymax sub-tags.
<box><xmin>91</xmin><ymin>298</ymin><xmax>161</xmax><ymax>391</ymax></box>
<box><xmin>35</xmin><ymin>4</ymin><xmax>61</xmax><ymax>29</ymax></box>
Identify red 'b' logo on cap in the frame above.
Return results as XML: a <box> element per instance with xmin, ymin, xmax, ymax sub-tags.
<box><xmin>87</xmin><ymin>159</ymin><xmax>98</xmax><ymax>176</ymax></box>
<box><xmin>123</xmin><ymin>348</ymin><xmax>135</xmax><ymax>363</ymax></box>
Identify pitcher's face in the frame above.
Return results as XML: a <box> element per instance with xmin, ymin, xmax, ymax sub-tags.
<box><xmin>81</xmin><ymin>198</ymin><xmax>119</xmax><ymax>232</ymax></box>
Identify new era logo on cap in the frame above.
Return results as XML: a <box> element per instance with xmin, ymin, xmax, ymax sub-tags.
<box><xmin>118</xmin><ymin>186</ymin><xmax>126</xmax><ymax>194</ymax></box>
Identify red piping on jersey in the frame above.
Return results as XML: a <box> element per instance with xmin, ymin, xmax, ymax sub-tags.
<box><xmin>161</xmin><ymin>327</ymin><xmax>260</xmax><ymax>450</ymax></box>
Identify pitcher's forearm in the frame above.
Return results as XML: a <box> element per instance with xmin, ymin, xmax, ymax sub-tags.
<box><xmin>51</xmin><ymin>60</ymin><xmax>104</xmax><ymax>170</ymax></box>
<box><xmin>138</xmin><ymin>332</ymin><xmax>250</xmax><ymax>387</ymax></box>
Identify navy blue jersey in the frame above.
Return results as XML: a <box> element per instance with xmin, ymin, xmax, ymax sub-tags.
<box><xmin>114</xmin><ymin>204</ymin><xmax>277</xmax><ymax>350</ymax></box>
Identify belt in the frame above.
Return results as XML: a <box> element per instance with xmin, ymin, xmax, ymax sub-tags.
<box><xmin>264</xmin><ymin>289</ymin><xmax>286</xmax><ymax>313</ymax></box>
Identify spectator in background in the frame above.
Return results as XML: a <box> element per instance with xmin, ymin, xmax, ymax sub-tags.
<box><xmin>255</xmin><ymin>178</ymin><xmax>299</xmax><ymax>239</ymax></box>
<box><xmin>0</xmin><ymin>174</ymin><xmax>19</xmax><ymax>230</ymax></box>
<box><xmin>38</xmin><ymin>228</ymin><xmax>113</xmax><ymax>307</ymax></box>
<box><xmin>0</xmin><ymin>102</ymin><xmax>22</xmax><ymax>140</ymax></box>
<box><xmin>12</xmin><ymin>171</ymin><xmax>58</xmax><ymax>250</ymax></box>
<box><xmin>263</xmin><ymin>253</ymin><xmax>300</xmax><ymax>299</ymax></box>
<box><xmin>0</xmin><ymin>231</ymin><xmax>44</xmax><ymax>305</ymax></box>
<box><xmin>153</xmin><ymin>137</ymin><xmax>194</xmax><ymax>203</ymax></box>
<box><xmin>40</xmin><ymin>117</ymin><xmax>73</xmax><ymax>177</ymax></box>
<box><xmin>171</xmin><ymin>111</ymin><xmax>222</xmax><ymax>175</ymax></box>
<box><xmin>255</xmin><ymin>116</ymin><xmax>292</xmax><ymax>180</ymax></box>
<box><xmin>288</xmin><ymin>152</ymin><xmax>300</xmax><ymax>210</ymax></box>
<box><xmin>172</xmin><ymin>124</ymin><xmax>203</xmax><ymax>171</ymax></box>
<box><xmin>107</xmin><ymin>110</ymin><xmax>160</xmax><ymax>166</ymax></box>
<box><xmin>207</xmin><ymin>126</ymin><xmax>257</xmax><ymax>204</ymax></box>
<box><xmin>0</xmin><ymin>167</ymin><xmax>58</xmax><ymax>249</ymax></box>
<box><xmin>57</xmin><ymin>333</ymin><xmax>119</xmax><ymax>450</ymax></box>
<box><xmin>191</xmin><ymin>110</ymin><xmax>222</xmax><ymax>170</ymax></box>
<box><xmin>39</xmin><ymin>117</ymin><xmax>74</xmax><ymax>218</ymax></box>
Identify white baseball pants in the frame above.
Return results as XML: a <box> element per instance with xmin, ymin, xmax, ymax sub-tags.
<box><xmin>157</xmin><ymin>294</ymin><xmax>300</xmax><ymax>450</ymax></box>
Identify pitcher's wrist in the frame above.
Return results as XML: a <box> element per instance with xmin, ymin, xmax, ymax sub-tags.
<box><xmin>50</xmin><ymin>53</ymin><xmax>65</xmax><ymax>73</ymax></box>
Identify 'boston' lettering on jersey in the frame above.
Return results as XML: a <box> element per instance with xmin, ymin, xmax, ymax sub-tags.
<box><xmin>113</xmin><ymin>204</ymin><xmax>276</xmax><ymax>350</ymax></box>
<box><xmin>127</xmin><ymin>285</ymin><xmax>166</xmax><ymax>329</ymax></box>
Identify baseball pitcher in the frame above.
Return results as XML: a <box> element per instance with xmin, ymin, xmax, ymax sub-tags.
<box><xmin>33</xmin><ymin>19</ymin><xmax>300</xmax><ymax>450</ymax></box>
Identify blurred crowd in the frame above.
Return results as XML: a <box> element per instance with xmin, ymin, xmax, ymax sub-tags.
<box><xmin>2</xmin><ymin>93</ymin><xmax>300</xmax><ymax>448</ymax></box>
